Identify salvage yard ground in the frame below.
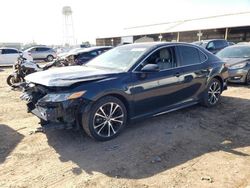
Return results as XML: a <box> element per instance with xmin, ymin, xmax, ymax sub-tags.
<box><xmin>0</xmin><ymin>67</ymin><xmax>250</xmax><ymax>188</ymax></box>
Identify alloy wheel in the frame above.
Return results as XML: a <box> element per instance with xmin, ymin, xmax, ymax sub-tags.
<box><xmin>93</xmin><ymin>102</ymin><xmax>124</xmax><ymax>138</ymax></box>
<box><xmin>47</xmin><ymin>55</ymin><xmax>54</xmax><ymax>62</ymax></box>
<box><xmin>208</xmin><ymin>81</ymin><xmax>221</xmax><ymax>105</ymax></box>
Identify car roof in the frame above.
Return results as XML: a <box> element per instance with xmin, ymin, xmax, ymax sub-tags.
<box><xmin>0</xmin><ymin>47</ymin><xmax>19</xmax><ymax>50</ymax></box>
<box><xmin>120</xmin><ymin>42</ymin><xmax>201</xmax><ymax>48</ymax></box>
<box><xmin>73</xmin><ymin>46</ymin><xmax>112</xmax><ymax>54</ymax></box>
<box><xmin>200</xmin><ymin>39</ymin><xmax>226</xmax><ymax>43</ymax></box>
<box><xmin>26</xmin><ymin>46</ymin><xmax>51</xmax><ymax>50</ymax></box>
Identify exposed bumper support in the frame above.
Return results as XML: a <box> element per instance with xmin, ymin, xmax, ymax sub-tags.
<box><xmin>21</xmin><ymin>90</ymin><xmax>90</xmax><ymax>130</ymax></box>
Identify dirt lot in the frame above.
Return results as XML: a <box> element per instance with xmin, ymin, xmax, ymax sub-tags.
<box><xmin>0</xmin><ymin>67</ymin><xmax>250</xmax><ymax>188</ymax></box>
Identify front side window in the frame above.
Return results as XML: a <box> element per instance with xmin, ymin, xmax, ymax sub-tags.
<box><xmin>29</xmin><ymin>48</ymin><xmax>37</xmax><ymax>52</ymax></box>
<box><xmin>178</xmin><ymin>46</ymin><xmax>203</xmax><ymax>66</ymax></box>
<box><xmin>140</xmin><ymin>47</ymin><xmax>176</xmax><ymax>71</ymax></box>
<box><xmin>207</xmin><ymin>42</ymin><xmax>215</xmax><ymax>49</ymax></box>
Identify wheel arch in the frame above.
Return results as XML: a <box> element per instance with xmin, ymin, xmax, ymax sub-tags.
<box><xmin>207</xmin><ymin>75</ymin><xmax>224</xmax><ymax>92</ymax></box>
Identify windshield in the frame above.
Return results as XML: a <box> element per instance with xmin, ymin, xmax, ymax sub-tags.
<box><xmin>217</xmin><ymin>46</ymin><xmax>250</xmax><ymax>58</ymax></box>
<box><xmin>85</xmin><ymin>45</ymin><xmax>149</xmax><ymax>71</ymax></box>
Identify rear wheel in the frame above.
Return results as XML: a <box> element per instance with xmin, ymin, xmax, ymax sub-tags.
<box><xmin>246</xmin><ymin>70</ymin><xmax>250</xmax><ymax>85</ymax></box>
<box><xmin>82</xmin><ymin>96</ymin><xmax>127</xmax><ymax>141</ymax></box>
<box><xmin>202</xmin><ymin>78</ymin><xmax>222</xmax><ymax>107</ymax></box>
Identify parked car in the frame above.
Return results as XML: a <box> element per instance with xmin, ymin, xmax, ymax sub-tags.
<box><xmin>217</xmin><ymin>44</ymin><xmax>250</xmax><ymax>84</ymax></box>
<box><xmin>0</xmin><ymin>47</ymin><xmax>33</xmax><ymax>65</ymax></box>
<box><xmin>193</xmin><ymin>39</ymin><xmax>229</xmax><ymax>54</ymax></box>
<box><xmin>21</xmin><ymin>42</ymin><xmax>228</xmax><ymax>141</ymax></box>
<box><xmin>25</xmin><ymin>46</ymin><xmax>57</xmax><ymax>62</ymax></box>
<box><xmin>57</xmin><ymin>48</ymin><xmax>82</xmax><ymax>58</ymax></box>
<box><xmin>60</xmin><ymin>46</ymin><xmax>112</xmax><ymax>65</ymax></box>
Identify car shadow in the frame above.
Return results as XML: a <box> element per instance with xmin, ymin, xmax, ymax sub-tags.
<box><xmin>0</xmin><ymin>124</ymin><xmax>24</xmax><ymax>164</ymax></box>
<box><xmin>46</xmin><ymin>96</ymin><xmax>250</xmax><ymax>179</ymax></box>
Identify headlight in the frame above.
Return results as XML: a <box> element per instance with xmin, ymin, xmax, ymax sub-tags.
<box><xmin>229</xmin><ymin>63</ymin><xmax>247</xmax><ymax>70</ymax></box>
<box><xmin>41</xmin><ymin>91</ymin><xmax>86</xmax><ymax>102</ymax></box>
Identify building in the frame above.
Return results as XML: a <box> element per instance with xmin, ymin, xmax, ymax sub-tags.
<box><xmin>96</xmin><ymin>11</ymin><xmax>250</xmax><ymax>46</ymax></box>
<box><xmin>0</xmin><ymin>42</ymin><xmax>22</xmax><ymax>49</ymax></box>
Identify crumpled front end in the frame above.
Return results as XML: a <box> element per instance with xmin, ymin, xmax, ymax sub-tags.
<box><xmin>20</xmin><ymin>84</ymin><xmax>89</xmax><ymax>129</ymax></box>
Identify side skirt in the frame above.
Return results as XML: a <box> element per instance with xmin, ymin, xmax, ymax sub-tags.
<box><xmin>130</xmin><ymin>101</ymin><xmax>199</xmax><ymax>122</ymax></box>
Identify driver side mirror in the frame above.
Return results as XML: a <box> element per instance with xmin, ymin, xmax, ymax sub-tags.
<box><xmin>141</xmin><ymin>64</ymin><xmax>160</xmax><ymax>73</ymax></box>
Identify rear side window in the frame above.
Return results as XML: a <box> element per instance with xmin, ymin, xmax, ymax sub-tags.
<box><xmin>2</xmin><ymin>49</ymin><xmax>18</xmax><ymax>54</ymax></box>
<box><xmin>178</xmin><ymin>46</ymin><xmax>205</xmax><ymax>66</ymax></box>
<box><xmin>37</xmin><ymin>47</ymin><xmax>49</xmax><ymax>52</ymax></box>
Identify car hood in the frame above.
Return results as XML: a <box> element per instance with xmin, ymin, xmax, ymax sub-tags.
<box><xmin>222</xmin><ymin>58</ymin><xmax>249</xmax><ymax>66</ymax></box>
<box><xmin>25</xmin><ymin>65</ymin><xmax>118</xmax><ymax>87</ymax></box>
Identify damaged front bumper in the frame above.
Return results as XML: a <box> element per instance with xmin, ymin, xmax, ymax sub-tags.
<box><xmin>20</xmin><ymin>87</ymin><xmax>90</xmax><ymax>129</ymax></box>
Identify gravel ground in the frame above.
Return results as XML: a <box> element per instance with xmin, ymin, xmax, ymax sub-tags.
<box><xmin>0</xmin><ymin>67</ymin><xmax>250</xmax><ymax>188</ymax></box>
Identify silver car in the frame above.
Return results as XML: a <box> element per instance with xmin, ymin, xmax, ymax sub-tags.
<box><xmin>25</xmin><ymin>46</ymin><xmax>57</xmax><ymax>62</ymax></box>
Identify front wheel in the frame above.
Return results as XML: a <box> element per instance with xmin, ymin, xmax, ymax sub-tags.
<box><xmin>6</xmin><ymin>75</ymin><xmax>23</xmax><ymax>88</ymax></box>
<box><xmin>82</xmin><ymin>96</ymin><xmax>127</xmax><ymax>141</ymax></box>
<box><xmin>46</xmin><ymin>55</ymin><xmax>54</xmax><ymax>62</ymax></box>
<box><xmin>201</xmin><ymin>78</ymin><xmax>222</xmax><ymax>107</ymax></box>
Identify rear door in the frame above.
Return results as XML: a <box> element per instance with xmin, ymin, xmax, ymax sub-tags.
<box><xmin>176</xmin><ymin>45</ymin><xmax>209</xmax><ymax>101</ymax></box>
<box><xmin>36</xmin><ymin>47</ymin><xmax>49</xmax><ymax>59</ymax></box>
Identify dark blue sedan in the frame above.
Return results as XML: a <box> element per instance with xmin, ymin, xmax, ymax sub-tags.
<box><xmin>22</xmin><ymin>42</ymin><xmax>228</xmax><ymax>141</ymax></box>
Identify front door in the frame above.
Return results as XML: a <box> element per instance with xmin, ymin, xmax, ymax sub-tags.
<box><xmin>131</xmin><ymin>46</ymin><xmax>181</xmax><ymax>117</ymax></box>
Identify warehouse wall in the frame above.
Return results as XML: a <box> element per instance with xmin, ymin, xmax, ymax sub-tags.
<box><xmin>96</xmin><ymin>26</ymin><xmax>250</xmax><ymax>45</ymax></box>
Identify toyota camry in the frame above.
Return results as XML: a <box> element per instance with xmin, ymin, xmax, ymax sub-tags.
<box><xmin>21</xmin><ymin>42</ymin><xmax>228</xmax><ymax>141</ymax></box>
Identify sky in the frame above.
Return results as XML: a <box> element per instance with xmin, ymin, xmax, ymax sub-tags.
<box><xmin>0</xmin><ymin>0</ymin><xmax>250</xmax><ymax>45</ymax></box>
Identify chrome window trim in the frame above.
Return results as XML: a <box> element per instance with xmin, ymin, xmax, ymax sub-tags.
<box><xmin>132</xmin><ymin>44</ymin><xmax>208</xmax><ymax>73</ymax></box>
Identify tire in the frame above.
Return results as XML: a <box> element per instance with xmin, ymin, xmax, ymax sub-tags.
<box><xmin>6</xmin><ymin>75</ymin><xmax>23</xmax><ymax>88</ymax></box>
<box><xmin>82</xmin><ymin>96</ymin><xmax>127</xmax><ymax>141</ymax></box>
<box><xmin>245</xmin><ymin>70</ymin><xmax>250</xmax><ymax>85</ymax></box>
<box><xmin>201</xmin><ymin>78</ymin><xmax>222</xmax><ymax>107</ymax></box>
<box><xmin>46</xmin><ymin>55</ymin><xmax>54</xmax><ymax>62</ymax></box>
